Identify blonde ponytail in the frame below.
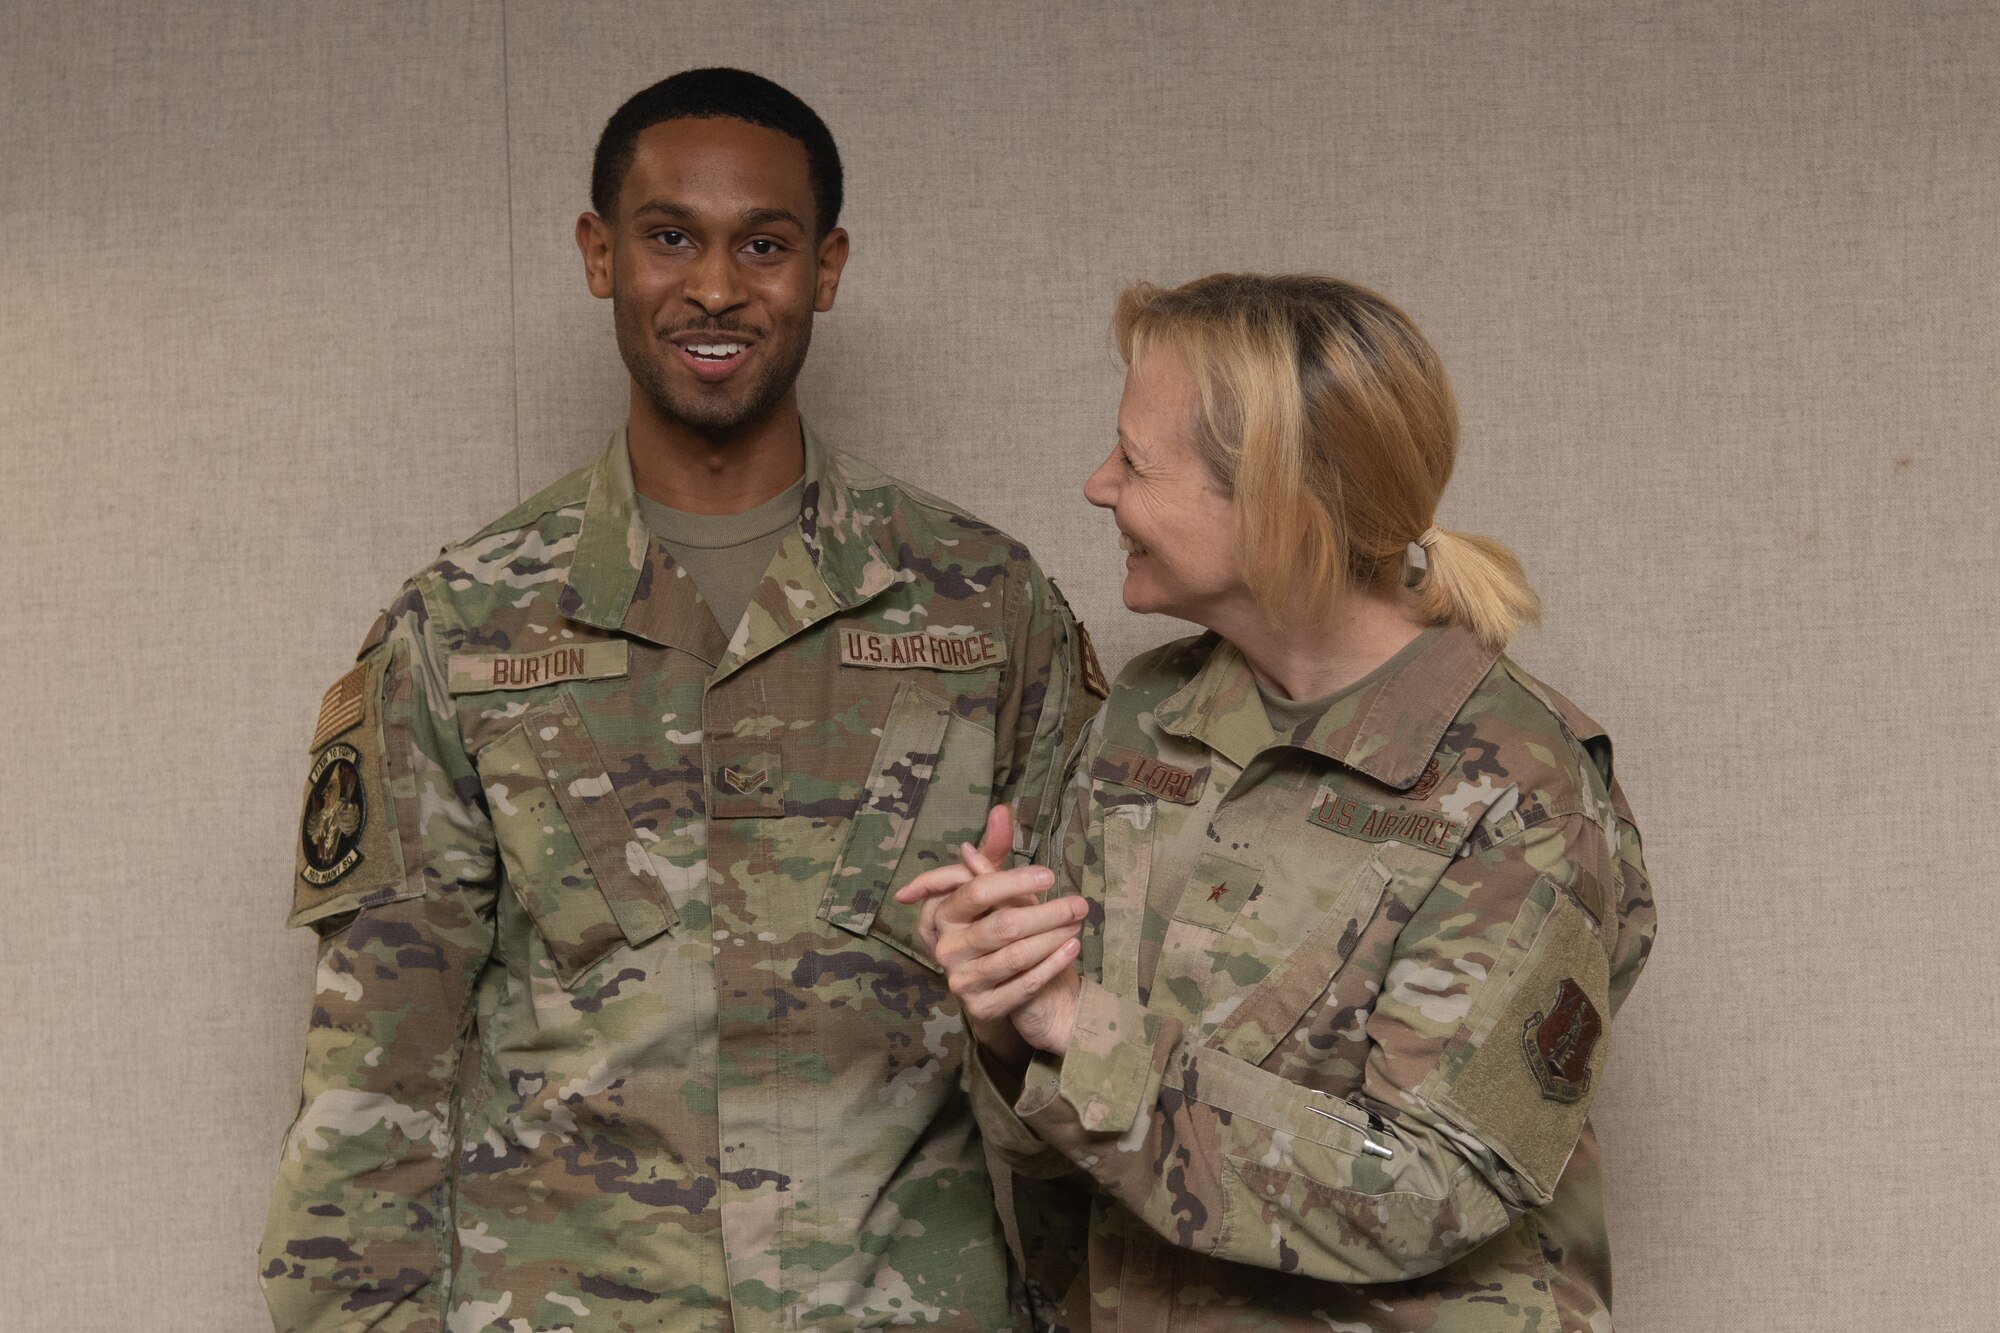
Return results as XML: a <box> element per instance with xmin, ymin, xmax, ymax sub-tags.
<box><xmin>1416</xmin><ymin>525</ymin><xmax>1540</xmax><ymax>649</ymax></box>
<box><xmin>1115</xmin><ymin>274</ymin><xmax>1542</xmax><ymax>646</ymax></box>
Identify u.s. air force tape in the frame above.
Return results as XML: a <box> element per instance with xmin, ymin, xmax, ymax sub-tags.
<box><xmin>837</xmin><ymin>627</ymin><xmax>1005</xmax><ymax>671</ymax></box>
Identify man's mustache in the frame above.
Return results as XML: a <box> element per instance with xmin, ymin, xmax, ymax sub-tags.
<box><xmin>660</xmin><ymin>322</ymin><xmax>764</xmax><ymax>340</ymax></box>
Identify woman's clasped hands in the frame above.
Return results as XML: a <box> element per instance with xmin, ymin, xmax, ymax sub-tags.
<box><xmin>893</xmin><ymin>805</ymin><xmax>1083</xmax><ymax>1068</ymax></box>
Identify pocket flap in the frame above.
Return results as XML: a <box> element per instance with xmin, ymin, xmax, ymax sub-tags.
<box><xmin>533</xmin><ymin>694</ymin><xmax>679</xmax><ymax>946</ymax></box>
<box><xmin>820</xmin><ymin>680</ymin><xmax>953</xmax><ymax>938</ymax></box>
<box><xmin>480</xmin><ymin>695</ymin><xmax>676</xmax><ymax>988</ymax></box>
<box><xmin>480</xmin><ymin>727</ymin><xmax>627</xmax><ymax>987</ymax></box>
<box><xmin>1206</xmin><ymin>854</ymin><xmax>1394</xmax><ymax>1068</ymax></box>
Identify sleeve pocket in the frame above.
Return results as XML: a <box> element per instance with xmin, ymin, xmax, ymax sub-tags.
<box><xmin>1427</xmin><ymin>890</ymin><xmax>1611</xmax><ymax>1202</ymax></box>
<box><xmin>478</xmin><ymin>692</ymin><xmax>677</xmax><ymax>988</ymax></box>
<box><xmin>1177</xmin><ymin>1044</ymin><xmax>1382</xmax><ymax>1155</ymax></box>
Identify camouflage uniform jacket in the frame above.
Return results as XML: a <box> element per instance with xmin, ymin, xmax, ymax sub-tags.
<box><xmin>260</xmin><ymin>427</ymin><xmax>1097</xmax><ymax>1332</ymax></box>
<box><xmin>971</xmin><ymin>626</ymin><xmax>1656</xmax><ymax>1331</ymax></box>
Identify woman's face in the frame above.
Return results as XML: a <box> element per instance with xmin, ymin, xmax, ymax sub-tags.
<box><xmin>1083</xmin><ymin>349</ymin><xmax>1247</xmax><ymax>626</ymax></box>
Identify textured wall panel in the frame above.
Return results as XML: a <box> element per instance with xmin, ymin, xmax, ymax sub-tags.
<box><xmin>0</xmin><ymin>3</ymin><xmax>514</xmax><ymax>1328</ymax></box>
<box><xmin>499</xmin><ymin>13</ymin><xmax>2000</xmax><ymax>1321</ymax></box>
<box><xmin>1</xmin><ymin>1</ymin><xmax>1995</xmax><ymax>1328</ymax></box>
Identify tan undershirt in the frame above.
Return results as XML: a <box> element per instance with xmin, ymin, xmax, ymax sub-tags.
<box><xmin>1255</xmin><ymin>626</ymin><xmax>1442</xmax><ymax>740</ymax></box>
<box><xmin>637</xmin><ymin>476</ymin><xmax>806</xmax><ymax>638</ymax></box>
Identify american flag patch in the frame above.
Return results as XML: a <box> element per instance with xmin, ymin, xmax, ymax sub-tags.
<box><xmin>1077</xmin><ymin>621</ymin><xmax>1108</xmax><ymax>699</ymax></box>
<box><xmin>311</xmin><ymin>663</ymin><xmax>368</xmax><ymax>751</ymax></box>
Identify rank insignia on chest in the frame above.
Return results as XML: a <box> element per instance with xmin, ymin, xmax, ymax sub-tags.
<box><xmin>300</xmin><ymin>742</ymin><xmax>367</xmax><ymax>887</ymax></box>
<box><xmin>1521</xmin><ymin>977</ymin><xmax>1602</xmax><ymax>1103</ymax></box>
<box><xmin>1173</xmin><ymin>851</ymin><xmax>1260</xmax><ymax>931</ymax></box>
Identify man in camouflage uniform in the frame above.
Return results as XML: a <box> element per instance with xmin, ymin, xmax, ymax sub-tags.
<box><xmin>259</xmin><ymin>68</ymin><xmax>1097</xmax><ymax>1331</ymax></box>
<box><xmin>965</xmin><ymin>625</ymin><xmax>1655</xmax><ymax>1330</ymax></box>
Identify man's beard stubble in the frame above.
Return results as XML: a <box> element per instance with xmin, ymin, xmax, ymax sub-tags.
<box><xmin>614</xmin><ymin>290</ymin><xmax>813</xmax><ymax>442</ymax></box>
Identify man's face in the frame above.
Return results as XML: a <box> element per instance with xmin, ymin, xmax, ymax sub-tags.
<box><xmin>580</xmin><ymin>117</ymin><xmax>847</xmax><ymax>439</ymax></box>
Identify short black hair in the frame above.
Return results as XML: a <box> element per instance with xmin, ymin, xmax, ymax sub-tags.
<box><xmin>590</xmin><ymin>68</ymin><xmax>843</xmax><ymax>235</ymax></box>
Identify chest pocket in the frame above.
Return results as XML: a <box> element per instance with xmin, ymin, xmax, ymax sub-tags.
<box><xmin>476</xmin><ymin>690</ymin><xmax>677</xmax><ymax>988</ymax></box>
<box><xmin>1196</xmin><ymin>849</ymin><xmax>1396</xmax><ymax>1067</ymax></box>
<box><xmin>1196</xmin><ymin>814</ymin><xmax>1470</xmax><ymax>1070</ymax></box>
<box><xmin>1093</xmin><ymin>791</ymin><xmax>1156</xmax><ymax>998</ymax></box>
<box><xmin>818</xmin><ymin>679</ymin><xmax>993</xmax><ymax>971</ymax></box>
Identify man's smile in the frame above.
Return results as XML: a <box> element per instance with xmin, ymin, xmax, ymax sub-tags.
<box><xmin>669</xmin><ymin>330</ymin><xmax>756</xmax><ymax>381</ymax></box>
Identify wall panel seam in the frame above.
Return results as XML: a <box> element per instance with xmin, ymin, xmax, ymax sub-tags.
<box><xmin>501</xmin><ymin>0</ymin><xmax>523</xmax><ymax>503</ymax></box>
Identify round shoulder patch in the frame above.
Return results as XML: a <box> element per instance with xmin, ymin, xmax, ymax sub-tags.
<box><xmin>300</xmin><ymin>742</ymin><xmax>367</xmax><ymax>887</ymax></box>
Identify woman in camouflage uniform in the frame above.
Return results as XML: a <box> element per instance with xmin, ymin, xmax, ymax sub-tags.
<box><xmin>899</xmin><ymin>274</ymin><xmax>1656</xmax><ymax>1332</ymax></box>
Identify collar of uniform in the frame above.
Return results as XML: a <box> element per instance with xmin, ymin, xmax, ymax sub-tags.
<box><xmin>548</xmin><ymin>416</ymin><xmax>892</xmax><ymax>612</ymax></box>
<box><xmin>789</xmin><ymin>420</ymin><xmax>899</xmax><ymax>612</ymax></box>
<box><xmin>1318</xmin><ymin>624</ymin><xmax>1499</xmax><ymax>787</ymax></box>
<box><xmin>707</xmin><ymin>421</ymin><xmax>903</xmax><ymax>681</ymax></box>
<box><xmin>1151</xmin><ymin>636</ymin><xmax>1273</xmax><ymax>770</ymax></box>
<box><xmin>556</xmin><ymin>428</ymin><xmax>651</xmax><ymax>633</ymax></box>
<box><xmin>1154</xmin><ymin>624</ymin><xmax>1501</xmax><ymax>789</ymax></box>
<box><xmin>557</xmin><ymin>423</ymin><xmax>900</xmax><ymax>670</ymax></box>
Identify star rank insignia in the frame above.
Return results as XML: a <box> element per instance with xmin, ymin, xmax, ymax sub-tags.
<box><xmin>1175</xmin><ymin>857</ymin><xmax>1258</xmax><ymax>930</ymax></box>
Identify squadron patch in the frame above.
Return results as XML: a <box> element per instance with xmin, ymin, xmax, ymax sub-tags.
<box><xmin>1521</xmin><ymin>977</ymin><xmax>1602</xmax><ymax>1103</ymax></box>
<box><xmin>300</xmin><ymin>742</ymin><xmax>367</xmax><ymax>887</ymax></box>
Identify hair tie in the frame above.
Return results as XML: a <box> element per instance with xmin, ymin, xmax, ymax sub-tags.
<box><xmin>1417</xmin><ymin>525</ymin><xmax>1444</xmax><ymax>549</ymax></box>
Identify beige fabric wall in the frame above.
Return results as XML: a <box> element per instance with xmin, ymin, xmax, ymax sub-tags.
<box><xmin>3</xmin><ymin>2</ymin><xmax>1994</xmax><ymax>1328</ymax></box>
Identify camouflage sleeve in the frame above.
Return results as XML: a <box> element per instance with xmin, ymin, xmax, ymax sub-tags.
<box><xmin>967</xmin><ymin>709</ymin><xmax>1105</xmax><ymax>1327</ymax></box>
<box><xmin>1011</xmin><ymin>808</ymin><xmax>1644</xmax><ymax>1285</ymax></box>
<box><xmin>990</xmin><ymin>564</ymin><xmax>1104</xmax><ymax>869</ymax></box>
<box><xmin>1603</xmin><ymin>775</ymin><xmax>1657</xmax><ymax>1010</ymax></box>
<box><xmin>965</xmin><ymin>706</ymin><xmax>1104</xmax><ymax>1180</ymax></box>
<box><xmin>259</xmin><ymin>583</ymin><xmax>498</xmax><ymax>1332</ymax></box>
